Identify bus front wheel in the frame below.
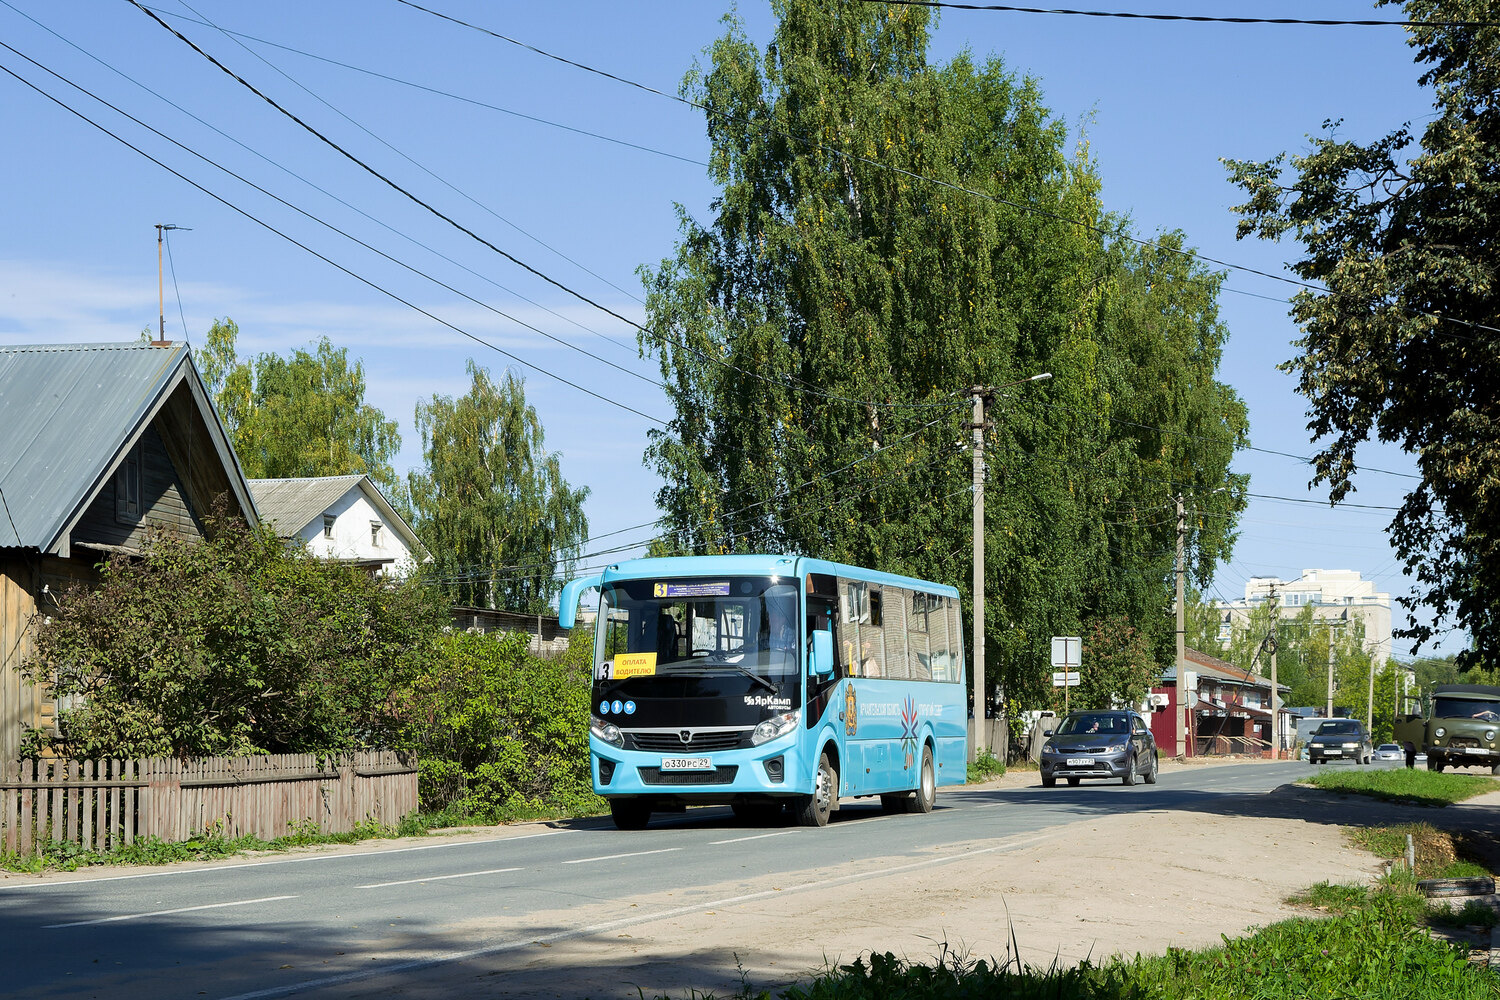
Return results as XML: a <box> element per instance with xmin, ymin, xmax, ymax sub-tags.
<box><xmin>610</xmin><ymin>800</ymin><xmax>651</xmax><ymax>830</ymax></box>
<box><xmin>904</xmin><ymin>745</ymin><xmax>935</xmax><ymax>814</ymax></box>
<box><xmin>797</xmin><ymin>752</ymin><xmax>837</xmax><ymax>827</ymax></box>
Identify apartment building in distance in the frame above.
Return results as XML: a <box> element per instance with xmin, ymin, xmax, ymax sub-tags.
<box><xmin>1217</xmin><ymin>569</ymin><xmax>1392</xmax><ymax>665</ymax></box>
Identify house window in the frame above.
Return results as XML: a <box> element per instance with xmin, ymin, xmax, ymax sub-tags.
<box><xmin>115</xmin><ymin>442</ymin><xmax>142</xmax><ymax>524</ymax></box>
<box><xmin>370</xmin><ymin>521</ymin><xmax>383</xmax><ymax>547</ymax></box>
<box><xmin>323</xmin><ymin>514</ymin><xmax>335</xmax><ymax>538</ymax></box>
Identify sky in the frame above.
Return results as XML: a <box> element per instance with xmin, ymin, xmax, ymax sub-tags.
<box><xmin>0</xmin><ymin>1</ymin><xmax>1466</xmax><ymax>659</ymax></box>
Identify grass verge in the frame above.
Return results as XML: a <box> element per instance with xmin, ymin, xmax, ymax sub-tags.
<box><xmin>1299</xmin><ymin>767</ymin><xmax>1500</xmax><ymax>806</ymax></box>
<box><xmin>0</xmin><ymin>812</ymin><xmax>430</xmax><ymax>873</ymax></box>
<box><xmin>967</xmin><ymin>747</ymin><xmax>1006</xmax><ymax>783</ymax></box>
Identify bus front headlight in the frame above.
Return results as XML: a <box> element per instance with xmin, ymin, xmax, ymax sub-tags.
<box><xmin>590</xmin><ymin>715</ymin><xmax>624</xmax><ymax>748</ymax></box>
<box><xmin>752</xmin><ymin>711</ymin><xmax>800</xmax><ymax>746</ymax></box>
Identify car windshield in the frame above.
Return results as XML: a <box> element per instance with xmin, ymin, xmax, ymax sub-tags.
<box><xmin>1314</xmin><ymin>720</ymin><xmax>1360</xmax><ymax>736</ymax></box>
<box><xmin>1432</xmin><ymin>696</ymin><xmax>1500</xmax><ymax>722</ymax></box>
<box><xmin>597</xmin><ymin>576</ymin><xmax>801</xmax><ymax>686</ymax></box>
<box><xmin>1057</xmin><ymin>713</ymin><xmax>1129</xmax><ymax>736</ymax></box>
<box><xmin>1377</xmin><ymin>744</ymin><xmax>1400</xmax><ymax>751</ymax></box>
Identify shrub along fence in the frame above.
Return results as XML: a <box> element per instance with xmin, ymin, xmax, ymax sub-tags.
<box><xmin>0</xmin><ymin>750</ymin><xmax>416</xmax><ymax>855</ymax></box>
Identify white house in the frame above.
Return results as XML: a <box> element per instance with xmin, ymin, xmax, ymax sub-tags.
<box><xmin>1216</xmin><ymin>569</ymin><xmax>1392</xmax><ymax>665</ymax></box>
<box><xmin>248</xmin><ymin>475</ymin><xmax>427</xmax><ymax>577</ymax></box>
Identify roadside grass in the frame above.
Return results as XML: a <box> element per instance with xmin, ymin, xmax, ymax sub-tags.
<box><xmin>1299</xmin><ymin>767</ymin><xmax>1500</xmax><ymax>806</ymax></box>
<box><xmin>649</xmin><ymin>879</ymin><xmax>1498</xmax><ymax>999</ymax></box>
<box><xmin>0</xmin><ymin>812</ymin><xmax>430</xmax><ymax>874</ymax></box>
<box><xmin>967</xmin><ymin>747</ymin><xmax>1006</xmax><ymax>783</ymax></box>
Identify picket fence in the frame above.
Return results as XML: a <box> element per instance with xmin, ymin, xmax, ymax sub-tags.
<box><xmin>0</xmin><ymin>751</ymin><xmax>417</xmax><ymax>855</ymax></box>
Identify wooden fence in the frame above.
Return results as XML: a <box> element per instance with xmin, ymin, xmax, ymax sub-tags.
<box><xmin>0</xmin><ymin>751</ymin><xmax>417</xmax><ymax>855</ymax></box>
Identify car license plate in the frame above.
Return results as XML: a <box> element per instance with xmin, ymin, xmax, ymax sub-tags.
<box><xmin>1464</xmin><ymin>747</ymin><xmax>1488</xmax><ymax>755</ymax></box>
<box><xmin>661</xmin><ymin>756</ymin><xmax>713</xmax><ymax>771</ymax></box>
<box><xmin>1325</xmin><ymin>749</ymin><xmax>1342</xmax><ymax>755</ymax></box>
<box><xmin>1066</xmin><ymin>757</ymin><xmax>1093</xmax><ymax>767</ymax></box>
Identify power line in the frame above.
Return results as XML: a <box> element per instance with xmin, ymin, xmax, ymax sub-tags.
<box><xmin>0</xmin><ymin>47</ymin><xmax>668</xmax><ymax>426</ymax></box>
<box><xmin>395</xmin><ymin>0</ymin><xmax>1500</xmax><ymax>345</ymax></box>
<box><xmin>128</xmin><ymin>1</ymin><xmax>951</xmax><ymax>414</ymax></box>
<box><xmin>853</xmin><ymin>1</ymin><xmax>1496</xmax><ymax>28</ymax></box>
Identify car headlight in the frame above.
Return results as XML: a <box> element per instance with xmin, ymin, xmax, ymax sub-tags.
<box><xmin>589</xmin><ymin>715</ymin><xmax>624</xmax><ymax>748</ymax></box>
<box><xmin>1435</xmin><ymin>727</ymin><xmax>1446</xmax><ymax>739</ymax></box>
<box><xmin>751</xmin><ymin>710</ymin><xmax>800</xmax><ymax>746</ymax></box>
<box><xmin>1486</xmin><ymin>729</ymin><xmax>1496</xmax><ymax>742</ymax></box>
<box><xmin>1341</xmin><ymin>742</ymin><xmax>1359</xmax><ymax>749</ymax></box>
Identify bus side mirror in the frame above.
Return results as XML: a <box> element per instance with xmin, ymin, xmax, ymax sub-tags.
<box><xmin>810</xmin><ymin>629</ymin><xmax>834</xmax><ymax>678</ymax></box>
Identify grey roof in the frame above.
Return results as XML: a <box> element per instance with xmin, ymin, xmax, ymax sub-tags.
<box><xmin>248</xmin><ymin>475</ymin><xmax>428</xmax><ymax>561</ymax></box>
<box><xmin>0</xmin><ymin>341</ymin><xmax>254</xmax><ymax>552</ymax></box>
<box><xmin>248</xmin><ymin>475</ymin><xmax>366</xmax><ymax>534</ymax></box>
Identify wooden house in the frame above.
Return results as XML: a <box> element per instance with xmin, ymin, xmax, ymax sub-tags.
<box><xmin>248</xmin><ymin>475</ymin><xmax>427</xmax><ymax>577</ymax></box>
<box><xmin>0</xmin><ymin>342</ymin><xmax>257</xmax><ymax>760</ymax></box>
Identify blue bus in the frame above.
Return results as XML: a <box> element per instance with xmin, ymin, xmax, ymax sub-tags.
<box><xmin>559</xmin><ymin>555</ymin><xmax>968</xmax><ymax>829</ymax></box>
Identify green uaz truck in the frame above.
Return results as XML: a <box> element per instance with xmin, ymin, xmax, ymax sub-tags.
<box><xmin>1393</xmin><ymin>683</ymin><xmax>1500</xmax><ymax>774</ymax></box>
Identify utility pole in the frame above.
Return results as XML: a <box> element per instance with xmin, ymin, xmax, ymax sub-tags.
<box><xmin>1326</xmin><ymin>624</ymin><xmax>1336</xmax><ymax>719</ymax></box>
<box><xmin>1174</xmin><ymin>493</ymin><xmax>1186</xmax><ymax>759</ymax></box>
<box><xmin>1267</xmin><ymin>582</ymin><xmax>1280</xmax><ymax>757</ymax></box>
<box><xmin>968</xmin><ymin>372</ymin><xmax>1051</xmax><ymax>763</ymax></box>
<box><xmin>154</xmin><ymin>223</ymin><xmax>189</xmax><ymax>346</ymax></box>
<box><xmin>970</xmin><ymin>386</ymin><xmax>986</xmax><ymax>762</ymax></box>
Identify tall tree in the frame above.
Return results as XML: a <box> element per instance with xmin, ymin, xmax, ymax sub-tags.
<box><xmin>640</xmin><ymin>0</ymin><xmax>1246</xmax><ymax>714</ymax></box>
<box><xmin>407</xmin><ymin>361</ymin><xmax>589</xmax><ymax>612</ymax></box>
<box><xmin>1225</xmin><ymin>0</ymin><xmax>1500</xmax><ymax>665</ymax></box>
<box><xmin>194</xmin><ymin>319</ymin><xmax>402</xmax><ymax>498</ymax></box>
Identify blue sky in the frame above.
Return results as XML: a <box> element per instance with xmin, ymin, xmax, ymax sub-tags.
<box><xmin>0</xmin><ymin>1</ymin><xmax>1462</xmax><ymax>657</ymax></box>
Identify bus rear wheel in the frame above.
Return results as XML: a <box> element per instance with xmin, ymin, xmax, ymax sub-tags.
<box><xmin>904</xmin><ymin>745</ymin><xmax>936</xmax><ymax>813</ymax></box>
<box><xmin>797</xmin><ymin>752</ymin><xmax>837</xmax><ymax>827</ymax></box>
<box><xmin>609</xmin><ymin>800</ymin><xmax>651</xmax><ymax>830</ymax></box>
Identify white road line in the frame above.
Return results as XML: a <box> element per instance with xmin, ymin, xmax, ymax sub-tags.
<box><xmin>708</xmin><ymin>830</ymin><xmax>800</xmax><ymax>845</ymax></box>
<box><xmin>0</xmin><ymin>830</ymin><xmax>568</xmax><ymax>891</ymax></box>
<box><xmin>43</xmin><ymin>894</ymin><xmax>298</xmax><ymax>929</ymax></box>
<box><xmin>971</xmin><ymin>802</ymin><xmax>1004</xmax><ymax>809</ymax></box>
<box><xmin>561</xmin><ymin>847</ymin><xmax>681</xmax><ymax>865</ymax></box>
<box><xmin>357</xmin><ymin>867</ymin><xmax>522</xmax><ymax>889</ymax></box>
<box><xmin>213</xmin><ymin>831</ymin><xmax>1054</xmax><ymax>1000</ymax></box>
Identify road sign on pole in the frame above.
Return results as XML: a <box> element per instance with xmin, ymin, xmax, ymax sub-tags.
<box><xmin>1050</xmin><ymin>636</ymin><xmax>1080</xmax><ymax>668</ymax></box>
<box><xmin>1051</xmin><ymin>671</ymin><xmax>1080</xmax><ymax>687</ymax></box>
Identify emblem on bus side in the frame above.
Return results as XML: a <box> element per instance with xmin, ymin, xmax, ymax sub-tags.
<box><xmin>844</xmin><ymin>683</ymin><xmax>857</xmax><ymax>737</ymax></box>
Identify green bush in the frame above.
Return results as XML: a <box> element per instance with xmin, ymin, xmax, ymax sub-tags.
<box><xmin>401</xmin><ymin>630</ymin><xmax>601</xmax><ymax>817</ymax></box>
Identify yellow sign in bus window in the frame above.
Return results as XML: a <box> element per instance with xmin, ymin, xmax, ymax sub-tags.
<box><xmin>613</xmin><ymin>652</ymin><xmax>658</xmax><ymax>678</ymax></box>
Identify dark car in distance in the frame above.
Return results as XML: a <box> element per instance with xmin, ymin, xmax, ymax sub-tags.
<box><xmin>1040</xmin><ymin>710</ymin><xmax>1159</xmax><ymax>787</ymax></box>
<box><xmin>1306</xmin><ymin>718</ymin><xmax>1374</xmax><ymax>765</ymax></box>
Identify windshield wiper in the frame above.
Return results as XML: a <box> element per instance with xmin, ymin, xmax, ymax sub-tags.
<box><xmin>675</xmin><ymin>661</ymin><xmax>778</xmax><ymax>694</ymax></box>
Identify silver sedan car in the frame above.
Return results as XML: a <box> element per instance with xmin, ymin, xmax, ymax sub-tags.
<box><xmin>1040</xmin><ymin>710</ymin><xmax>1159</xmax><ymax>786</ymax></box>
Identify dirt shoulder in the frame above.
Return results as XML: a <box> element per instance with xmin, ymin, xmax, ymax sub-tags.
<box><xmin>344</xmin><ymin>758</ymin><xmax>1500</xmax><ymax>1000</ymax></box>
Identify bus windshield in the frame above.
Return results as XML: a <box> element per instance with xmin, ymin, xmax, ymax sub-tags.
<box><xmin>597</xmin><ymin>576</ymin><xmax>801</xmax><ymax>688</ymax></box>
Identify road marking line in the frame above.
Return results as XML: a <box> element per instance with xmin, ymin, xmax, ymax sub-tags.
<box><xmin>212</xmin><ymin>832</ymin><xmax>1053</xmax><ymax>1000</ymax></box>
<box><xmin>0</xmin><ymin>830</ymin><xmax>568</xmax><ymax>891</ymax></box>
<box><xmin>971</xmin><ymin>802</ymin><xmax>1004</xmax><ymax>809</ymax></box>
<box><xmin>561</xmin><ymin>847</ymin><xmax>681</xmax><ymax>865</ymax></box>
<box><xmin>43</xmin><ymin>894</ymin><xmax>298</xmax><ymax>929</ymax></box>
<box><xmin>709</xmin><ymin>830</ymin><xmax>799</xmax><ymax>845</ymax></box>
<box><xmin>357</xmin><ymin>867</ymin><xmax>522</xmax><ymax>889</ymax></box>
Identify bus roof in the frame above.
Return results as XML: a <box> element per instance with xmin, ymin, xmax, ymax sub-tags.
<box><xmin>597</xmin><ymin>554</ymin><xmax>961</xmax><ymax>599</ymax></box>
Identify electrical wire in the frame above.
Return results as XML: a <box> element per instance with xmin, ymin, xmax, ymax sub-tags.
<box><xmin>852</xmin><ymin>2</ymin><xmax>1497</xmax><ymax>28</ymax></box>
<box><xmin>394</xmin><ymin>0</ymin><xmax>1500</xmax><ymax>344</ymax></box>
<box><xmin>0</xmin><ymin>48</ymin><xmax>668</xmax><ymax>426</ymax></box>
<box><xmin>127</xmin><ymin>1</ymin><xmax>956</xmax><ymax>413</ymax></box>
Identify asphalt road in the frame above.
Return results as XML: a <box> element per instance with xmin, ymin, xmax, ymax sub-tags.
<box><xmin>3</xmin><ymin>760</ymin><xmax>1325</xmax><ymax>1000</ymax></box>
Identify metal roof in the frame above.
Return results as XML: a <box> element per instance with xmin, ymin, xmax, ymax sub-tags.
<box><xmin>247</xmin><ymin>475</ymin><xmax>428</xmax><ymax>561</ymax></box>
<box><xmin>248</xmin><ymin>475</ymin><xmax>365</xmax><ymax>534</ymax></box>
<box><xmin>0</xmin><ymin>341</ymin><xmax>254</xmax><ymax>553</ymax></box>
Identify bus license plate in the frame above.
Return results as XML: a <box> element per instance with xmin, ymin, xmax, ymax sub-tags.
<box><xmin>1066</xmin><ymin>757</ymin><xmax>1093</xmax><ymax>767</ymax></box>
<box><xmin>661</xmin><ymin>756</ymin><xmax>713</xmax><ymax>771</ymax></box>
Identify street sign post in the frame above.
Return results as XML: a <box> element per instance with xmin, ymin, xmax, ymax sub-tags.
<box><xmin>1050</xmin><ymin>636</ymin><xmax>1082</xmax><ymax>711</ymax></box>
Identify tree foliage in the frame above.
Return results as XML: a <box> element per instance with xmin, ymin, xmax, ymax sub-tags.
<box><xmin>22</xmin><ymin>506</ymin><xmax>444</xmax><ymax>759</ymax></box>
<box><xmin>1225</xmin><ymin>0</ymin><xmax>1500</xmax><ymax>664</ymax></box>
<box><xmin>400</xmin><ymin>630</ymin><xmax>597</xmax><ymax>817</ymax></box>
<box><xmin>195</xmin><ymin>319</ymin><xmax>402</xmax><ymax>498</ymax></box>
<box><xmin>640</xmin><ymin>0</ymin><xmax>1247</xmax><ymax>714</ymax></box>
<box><xmin>406</xmin><ymin>361</ymin><xmax>589</xmax><ymax>612</ymax></box>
